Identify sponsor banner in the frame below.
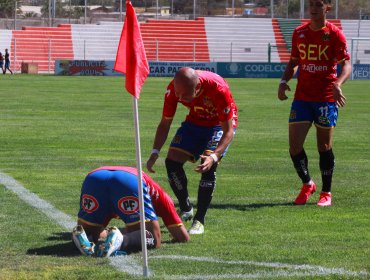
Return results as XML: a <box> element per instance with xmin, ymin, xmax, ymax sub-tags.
<box><xmin>148</xmin><ymin>62</ymin><xmax>217</xmax><ymax>77</ymax></box>
<box><xmin>217</xmin><ymin>62</ymin><xmax>286</xmax><ymax>78</ymax></box>
<box><xmin>55</xmin><ymin>60</ymin><xmax>217</xmax><ymax>76</ymax></box>
<box><xmin>55</xmin><ymin>60</ymin><xmax>119</xmax><ymax>76</ymax></box>
<box><xmin>55</xmin><ymin>60</ymin><xmax>370</xmax><ymax>80</ymax></box>
<box><xmin>352</xmin><ymin>64</ymin><xmax>370</xmax><ymax>80</ymax></box>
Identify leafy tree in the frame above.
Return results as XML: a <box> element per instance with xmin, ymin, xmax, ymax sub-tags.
<box><xmin>0</xmin><ymin>0</ymin><xmax>22</xmax><ymax>18</ymax></box>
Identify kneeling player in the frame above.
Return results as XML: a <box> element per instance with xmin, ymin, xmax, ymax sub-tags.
<box><xmin>72</xmin><ymin>166</ymin><xmax>190</xmax><ymax>257</ymax></box>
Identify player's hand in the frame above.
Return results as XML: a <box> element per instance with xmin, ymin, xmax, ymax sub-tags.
<box><xmin>278</xmin><ymin>83</ymin><xmax>290</xmax><ymax>101</ymax></box>
<box><xmin>195</xmin><ymin>155</ymin><xmax>215</xmax><ymax>173</ymax></box>
<box><xmin>146</xmin><ymin>153</ymin><xmax>159</xmax><ymax>173</ymax></box>
<box><xmin>333</xmin><ymin>83</ymin><xmax>346</xmax><ymax>107</ymax></box>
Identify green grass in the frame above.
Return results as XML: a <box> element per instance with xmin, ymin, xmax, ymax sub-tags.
<box><xmin>0</xmin><ymin>75</ymin><xmax>369</xmax><ymax>279</ymax></box>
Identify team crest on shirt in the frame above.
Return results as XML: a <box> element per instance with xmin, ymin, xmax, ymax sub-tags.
<box><xmin>118</xmin><ymin>196</ymin><xmax>139</xmax><ymax>214</ymax></box>
<box><xmin>203</xmin><ymin>96</ymin><xmax>212</xmax><ymax>107</ymax></box>
<box><xmin>322</xmin><ymin>32</ymin><xmax>330</xmax><ymax>42</ymax></box>
<box><xmin>81</xmin><ymin>194</ymin><xmax>99</xmax><ymax>213</ymax></box>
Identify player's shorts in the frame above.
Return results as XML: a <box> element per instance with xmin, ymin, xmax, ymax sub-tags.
<box><xmin>5</xmin><ymin>61</ymin><xmax>10</xmax><ymax>68</ymax></box>
<box><xmin>169</xmin><ymin>121</ymin><xmax>235</xmax><ymax>162</ymax></box>
<box><xmin>289</xmin><ymin>100</ymin><xmax>338</xmax><ymax>128</ymax></box>
<box><xmin>78</xmin><ymin>169</ymin><xmax>158</xmax><ymax>227</ymax></box>
<box><xmin>0</xmin><ymin>62</ymin><xmax>3</xmax><ymax>68</ymax></box>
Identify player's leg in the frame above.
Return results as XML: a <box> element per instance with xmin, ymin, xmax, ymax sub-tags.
<box><xmin>189</xmin><ymin>158</ymin><xmax>217</xmax><ymax>234</ymax></box>
<box><xmin>314</xmin><ymin>102</ymin><xmax>337</xmax><ymax>206</ymax></box>
<box><xmin>289</xmin><ymin>101</ymin><xmax>317</xmax><ymax>204</ymax></box>
<box><xmin>316</xmin><ymin>127</ymin><xmax>334</xmax><ymax>206</ymax></box>
<box><xmin>73</xmin><ymin>170</ymin><xmax>113</xmax><ymax>256</ymax></box>
<box><xmin>165</xmin><ymin>152</ymin><xmax>192</xmax><ymax>217</ymax></box>
<box><xmin>190</xmin><ymin>127</ymin><xmax>235</xmax><ymax>234</ymax></box>
<box><xmin>165</xmin><ymin>122</ymin><xmax>203</xmax><ymax>220</ymax></box>
<box><xmin>72</xmin><ymin>223</ymin><xmax>100</xmax><ymax>256</ymax></box>
<box><xmin>289</xmin><ymin>122</ymin><xmax>312</xmax><ymax>183</ymax></box>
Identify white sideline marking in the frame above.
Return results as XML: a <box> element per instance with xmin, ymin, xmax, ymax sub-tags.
<box><xmin>0</xmin><ymin>171</ymin><xmax>142</xmax><ymax>276</ymax></box>
<box><xmin>2</xmin><ymin>172</ymin><xmax>368</xmax><ymax>279</ymax></box>
<box><xmin>152</xmin><ymin>255</ymin><xmax>369</xmax><ymax>279</ymax></box>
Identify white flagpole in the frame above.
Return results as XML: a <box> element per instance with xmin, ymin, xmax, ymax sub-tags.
<box><xmin>132</xmin><ymin>97</ymin><xmax>149</xmax><ymax>277</ymax></box>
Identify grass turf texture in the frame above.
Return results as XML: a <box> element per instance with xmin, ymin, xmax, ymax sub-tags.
<box><xmin>0</xmin><ymin>75</ymin><xmax>369</xmax><ymax>279</ymax></box>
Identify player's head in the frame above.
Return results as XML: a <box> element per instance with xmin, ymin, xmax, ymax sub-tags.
<box><xmin>309</xmin><ymin>0</ymin><xmax>332</xmax><ymax>20</ymax></box>
<box><xmin>174</xmin><ymin>67</ymin><xmax>200</xmax><ymax>103</ymax></box>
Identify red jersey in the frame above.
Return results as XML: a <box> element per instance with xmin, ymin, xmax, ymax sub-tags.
<box><xmin>91</xmin><ymin>166</ymin><xmax>182</xmax><ymax>228</ymax></box>
<box><xmin>163</xmin><ymin>71</ymin><xmax>238</xmax><ymax>128</ymax></box>
<box><xmin>291</xmin><ymin>22</ymin><xmax>350</xmax><ymax>102</ymax></box>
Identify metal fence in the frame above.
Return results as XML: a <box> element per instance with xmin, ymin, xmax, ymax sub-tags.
<box><xmin>8</xmin><ymin>38</ymin><xmax>280</xmax><ymax>74</ymax></box>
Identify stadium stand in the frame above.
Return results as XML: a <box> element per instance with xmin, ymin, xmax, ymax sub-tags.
<box><xmin>341</xmin><ymin>20</ymin><xmax>370</xmax><ymax>64</ymax></box>
<box><xmin>69</xmin><ymin>22</ymin><xmax>122</xmax><ymax>61</ymax></box>
<box><xmin>271</xmin><ymin>19</ymin><xmax>291</xmax><ymax>63</ymax></box>
<box><xmin>10</xmin><ymin>25</ymin><xmax>73</xmax><ymax>73</ymax></box>
<box><xmin>0</xmin><ymin>30</ymin><xmax>12</xmax><ymax>56</ymax></box>
<box><xmin>204</xmin><ymin>17</ymin><xmax>279</xmax><ymax>63</ymax></box>
<box><xmin>276</xmin><ymin>19</ymin><xmax>301</xmax><ymax>52</ymax></box>
<box><xmin>1</xmin><ymin>18</ymin><xmax>369</xmax><ymax>73</ymax></box>
<box><xmin>141</xmin><ymin>18</ymin><xmax>210</xmax><ymax>62</ymax></box>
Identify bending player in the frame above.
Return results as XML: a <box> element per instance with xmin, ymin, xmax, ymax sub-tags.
<box><xmin>146</xmin><ymin>67</ymin><xmax>238</xmax><ymax>234</ymax></box>
<box><xmin>72</xmin><ymin>166</ymin><xmax>189</xmax><ymax>257</ymax></box>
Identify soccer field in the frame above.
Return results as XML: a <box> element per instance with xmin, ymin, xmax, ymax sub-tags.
<box><xmin>0</xmin><ymin>75</ymin><xmax>369</xmax><ymax>280</ymax></box>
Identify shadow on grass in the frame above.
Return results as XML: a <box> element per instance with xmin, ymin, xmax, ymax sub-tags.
<box><xmin>27</xmin><ymin>232</ymin><xmax>80</xmax><ymax>257</ymax></box>
<box><xmin>209</xmin><ymin>202</ymin><xmax>297</xmax><ymax>211</ymax></box>
<box><xmin>27</xmin><ymin>231</ymin><xmax>173</xmax><ymax>256</ymax></box>
<box><xmin>175</xmin><ymin>201</ymin><xmax>303</xmax><ymax>212</ymax></box>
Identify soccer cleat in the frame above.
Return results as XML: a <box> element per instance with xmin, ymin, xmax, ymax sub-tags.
<box><xmin>317</xmin><ymin>192</ymin><xmax>332</xmax><ymax>207</ymax></box>
<box><xmin>95</xmin><ymin>227</ymin><xmax>124</xmax><ymax>257</ymax></box>
<box><xmin>294</xmin><ymin>181</ymin><xmax>317</xmax><ymax>205</ymax></box>
<box><xmin>72</xmin><ymin>225</ymin><xmax>95</xmax><ymax>256</ymax></box>
<box><xmin>178</xmin><ymin>208</ymin><xmax>194</xmax><ymax>222</ymax></box>
<box><xmin>188</xmin><ymin>220</ymin><xmax>204</xmax><ymax>235</ymax></box>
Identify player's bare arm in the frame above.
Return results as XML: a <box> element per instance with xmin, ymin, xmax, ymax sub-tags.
<box><xmin>196</xmin><ymin>118</ymin><xmax>234</xmax><ymax>173</ymax></box>
<box><xmin>278</xmin><ymin>58</ymin><xmax>299</xmax><ymax>101</ymax></box>
<box><xmin>168</xmin><ymin>224</ymin><xmax>190</xmax><ymax>242</ymax></box>
<box><xmin>147</xmin><ymin>117</ymin><xmax>173</xmax><ymax>173</ymax></box>
<box><xmin>333</xmin><ymin>59</ymin><xmax>352</xmax><ymax>107</ymax></box>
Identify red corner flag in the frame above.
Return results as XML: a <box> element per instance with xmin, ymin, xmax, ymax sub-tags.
<box><xmin>114</xmin><ymin>1</ymin><xmax>149</xmax><ymax>99</ymax></box>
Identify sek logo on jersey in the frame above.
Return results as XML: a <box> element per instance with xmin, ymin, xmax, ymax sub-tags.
<box><xmin>298</xmin><ymin>43</ymin><xmax>329</xmax><ymax>61</ymax></box>
<box><xmin>81</xmin><ymin>194</ymin><xmax>99</xmax><ymax>213</ymax></box>
<box><xmin>118</xmin><ymin>196</ymin><xmax>139</xmax><ymax>214</ymax></box>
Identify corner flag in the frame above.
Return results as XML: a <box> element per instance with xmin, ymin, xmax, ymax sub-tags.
<box><xmin>114</xmin><ymin>0</ymin><xmax>149</xmax><ymax>98</ymax></box>
<box><xmin>114</xmin><ymin>1</ymin><xmax>150</xmax><ymax>277</ymax></box>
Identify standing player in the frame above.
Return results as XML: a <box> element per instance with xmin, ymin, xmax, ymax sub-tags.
<box><xmin>277</xmin><ymin>0</ymin><xmax>351</xmax><ymax>206</ymax></box>
<box><xmin>3</xmin><ymin>49</ymin><xmax>13</xmax><ymax>75</ymax></box>
<box><xmin>146</xmin><ymin>67</ymin><xmax>238</xmax><ymax>234</ymax></box>
<box><xmin>72</xmin><ymin>166</ymin><xmax>189</xmax><ymax>257</ymax></box>
<box><xmin>0</xmin><ymin>52</ymin><xmax>4</xmax><ymax>73</ymax></box>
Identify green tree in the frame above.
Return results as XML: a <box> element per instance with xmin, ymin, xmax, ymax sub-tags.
<box><xmin>0</xmin><ymin>0</ymin><xmax>22</xmax><ymax>18</ymax></box>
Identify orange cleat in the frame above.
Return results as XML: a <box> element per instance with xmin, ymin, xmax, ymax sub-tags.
<box><xmin>294</xmin><ymin>181</ymin><xmax>316</xmax><ymax>205</ymax></box>
<box><xmin>317</xmin><ymin>192</ymin><xmax>332</xmax><ymax>207</ymax></box>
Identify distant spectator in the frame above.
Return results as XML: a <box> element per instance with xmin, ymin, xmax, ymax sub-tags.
<box><xmin>3</xmin><ymin>49</ymin><xmax>13</xmax><ymax>75</ymax></box>
<box><xmin>0</xmin><ymin>52</ymin><xmax>4</xmax><ymax>73</ymax></box>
